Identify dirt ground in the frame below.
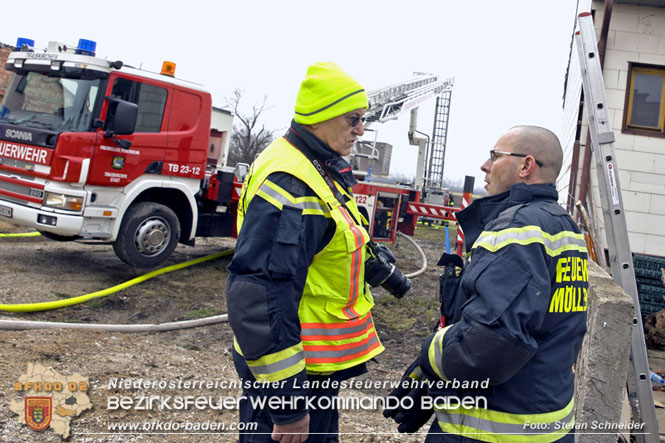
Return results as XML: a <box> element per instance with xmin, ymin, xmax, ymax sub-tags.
<box><xmin>0</xmin><ymin>219</ymin><xmax>453</xmax><ymax>442</ymax></box>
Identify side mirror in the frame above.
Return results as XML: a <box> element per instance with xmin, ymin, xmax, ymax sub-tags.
<box><xmin>104</xmin><ymin>96</ymin><xmax>138</xmax><ymax>136</ymax></box>
<box><xmin>114</xmin><ymin>100</ymin><xmax>139</xmax><ymax>135</ymax></box>
<box><xmin>114</xmin><ymin>100</ymin><xmax>138</xmax><ymax>135</ymax></box>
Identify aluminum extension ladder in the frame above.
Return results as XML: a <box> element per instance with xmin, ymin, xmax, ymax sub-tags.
<box><xmin>576</xmin><ymin>12</ymin><xmax>659</xmax><ymax>443</ymax></box>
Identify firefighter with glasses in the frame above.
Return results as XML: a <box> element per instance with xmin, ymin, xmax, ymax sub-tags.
<box><xmin>385</xmin><ymin>126</ymin><xmax>588</xmax><ymax>442</ymax></box>
<box><xmin>226</xmin><ymin>62</ymin><xmax>384</xmax><ymax>442</ymax></box>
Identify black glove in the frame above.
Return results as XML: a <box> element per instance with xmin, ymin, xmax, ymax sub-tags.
<box><xmin>383</xmin><ymin>358</ymin><xmax>434</xmax><ymax>434</ymax></box>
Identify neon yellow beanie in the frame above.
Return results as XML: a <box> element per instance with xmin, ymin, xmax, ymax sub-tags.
<box><xmin>294</xmin><ymin>62</ymin><xmax>368</xmax><ymax>125</ymax></box>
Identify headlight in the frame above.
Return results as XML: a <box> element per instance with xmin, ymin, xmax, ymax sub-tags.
<box><xmin>44</xmin><ymin>192</ymin><xmax>83</xmax><ymax>211</ymax></box>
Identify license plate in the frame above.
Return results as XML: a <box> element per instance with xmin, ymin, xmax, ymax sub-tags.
<box><xmin>0</xmin><ymin>205</ymin><xmax>12</xmax><ymax>218</ymax></box>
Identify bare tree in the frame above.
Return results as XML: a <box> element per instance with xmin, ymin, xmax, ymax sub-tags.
<box><xmin>226</xmin><ymin>89</ymin><xmax>275</xmax><ymax>166</ymax></box>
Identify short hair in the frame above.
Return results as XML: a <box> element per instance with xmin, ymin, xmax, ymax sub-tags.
<box><xmin>509</xmin><ymin>125</ymin><xmax>563</xmax><ymax>182</ymax></box>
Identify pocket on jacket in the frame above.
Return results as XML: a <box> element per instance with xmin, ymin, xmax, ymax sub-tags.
<box><xmin>462</xmin><ymin>253</ymin><xmax>531</xmax><ymax>325</ymax></box>
<box><xmin>268</xmin><ymin>206</ymin><xmax>302</xmax><ymax>276</ymax></box>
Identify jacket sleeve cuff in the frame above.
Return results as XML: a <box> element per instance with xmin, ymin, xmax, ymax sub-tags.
<box><xmin>418</xmin><ymin>324</ymin><xmax>454</xmax><ymax>381</ymax></box>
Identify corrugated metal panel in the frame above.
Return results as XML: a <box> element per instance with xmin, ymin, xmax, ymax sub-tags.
<box><xmin>559</xmin><ymin>0</ymin><xmax>593</xmax><ymax>208</ymax></box>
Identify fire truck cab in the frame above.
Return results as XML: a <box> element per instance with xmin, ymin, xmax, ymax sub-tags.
<box><xmin>0</xmin><ymin>38</ymin><xmax>237</xmax><ymax>268</ymax></box>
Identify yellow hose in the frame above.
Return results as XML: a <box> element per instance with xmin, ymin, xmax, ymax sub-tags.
<box><xmin>0</xmin><ymin>249</ymin><xmax>234</xmax><ymax>312</ymax></box>
<box><xmin>0</xmin><ymin>232</ymin><xmax>41</xmax><ymax>238</ymax></box>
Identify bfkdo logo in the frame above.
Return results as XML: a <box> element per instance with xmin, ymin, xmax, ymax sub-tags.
<box><xmin>10</xmin><ymin>363</ymin><xmax>92</xmax><ymax>438</ymax></box>
<box><xmin>25</xmin><ymin>397</ymin><xmax>52</xmax><ymax>431</ymax></box>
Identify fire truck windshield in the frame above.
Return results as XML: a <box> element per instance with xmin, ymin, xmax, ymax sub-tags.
<box><xmin>0</xmin><ymin>72</ymin><xmax>101</xmax><ymax>133</ymax></box>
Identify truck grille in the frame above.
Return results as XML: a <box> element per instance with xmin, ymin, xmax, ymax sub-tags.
<box><xmin>0</xmin><ymin>172</ymin><xmax>45</xmax><ymax>203</ymax></box>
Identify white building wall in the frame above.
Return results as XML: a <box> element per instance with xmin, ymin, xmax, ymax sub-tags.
<box><xmin>562</xmin><ymin>1</ymin><xmax>665</xmax><ymax>258</ymax></box>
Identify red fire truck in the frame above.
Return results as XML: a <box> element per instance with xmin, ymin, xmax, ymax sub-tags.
<box><xmin>0</xmin><ymin>37</ymin><xmax>469</xmax><ymax>267</ymax></box>
<box><xmin>349</xmin><ymin>75</ymin><xmax>471</xmax><ymax>255</ymax></box>
<box><xmin>0</xmin><ymin>37</ymin><xmax>240</xmax><ymax>268</ymax></box>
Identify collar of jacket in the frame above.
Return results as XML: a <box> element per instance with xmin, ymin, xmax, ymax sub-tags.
<box><xmin>455</xmin><ymin>183</ymin><xmax>559</xmax><ymax>249</ymax></box>
<box><xmin>286</xmin><ymin>120</ymin><xmax>357</xmax><ymax>190</ymax></box>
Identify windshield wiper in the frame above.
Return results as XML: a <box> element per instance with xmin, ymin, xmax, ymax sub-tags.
<box><xmin>20</xmin><ymin>119</ymin><xmax>58</xmax><ymax>131</ymax></box>
<box><xmin>0</xmin><ymin>117</ymin><xmax>21</xmax><ymax>125</ymax></box>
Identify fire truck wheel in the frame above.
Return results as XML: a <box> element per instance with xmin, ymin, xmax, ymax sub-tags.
<box><xmin>113</xmin><ymin>202</ymin><xmax>181</xmax><ymax>268</ymax></box>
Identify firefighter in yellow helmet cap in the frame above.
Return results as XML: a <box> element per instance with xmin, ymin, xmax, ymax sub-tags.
<box><xmin>226</xmin><ymin>62</ymin><xmax>384</xmax><ymax>442</ymax></box>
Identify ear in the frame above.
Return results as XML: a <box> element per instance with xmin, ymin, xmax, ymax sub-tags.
<box><xmin>518</xmin><ymin>156</ymin><xmax>538</xmax><ymax>179</ymax></box>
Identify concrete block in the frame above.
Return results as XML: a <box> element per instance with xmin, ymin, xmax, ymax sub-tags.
<box><xmin>574</xmin><ymin>261</ymin><xmax>634</xmax><ymax>442</ymax></box>
<box><xmin>613</xmin><ymin>11</ymin><xmax>640</xmax><ymax>33</ymax></box>
<box><xmin>618</xmin><ymin>70</ymin><xmax>629</xmax><ymax>91</ymax></box>
<box><xmin>607</xmin><ymin>30</ymin><xmax>616</xmax><ymax>49</ymax></box>
<box><xmin>606</xmin><ymin>88</ymin><xmax>626</xmax><ymax>111</ymax></box>
<box><xmin>651</xmin><ymin>194</ymin><xmax>665</xmax><ymax>216</ymax></box>
<box><xmin>613</xmin><ymin>131</ymin><xmax>635</xmax><ymax>151</ymax></box>
<box><xmin>638</xmin><ymin>14</ymin><xmax>665</xmax><ymax>37</ymax></box>
<box><xmin>613</xmin><ymin>109</ymin><xmax>625</xmax><ymax>132</ymax></box>
<box><xmin>614</xmin><ymin>31</ymin><xmax>660</xmax><ymax>53</ymax></box>
<box><xmin>627</xmin><ymin>179</ymin><xmax>664</xmax><ymax>194</ymax></box>
<box><xmin>618</xmin><ymin>170</ymin><xmax>631</xmax><ymax>189</ymax></box>
<box><xmin>603</xmin><ymin>69</ymin><xmax>620</xmax><ymax>90</ymax></box>
<box><xmin>654</xmin><ymin>154</ymin><xmax>665</xmax><ymax>175</ymax></box>
<box><xmin>626</xmin><ymin>211</ymin><xmax>665</xmax><ymax>235</ymax></box>
<box><xmin>633</xmin><ymin>135</ymin><xmax>665</xmax><ymax>154</ymax></box>
<box><xmin>631</xmin><ymin>171</ymin><xmax>665</xmax><ymax>187</ymax></box>
<box><xmin>621</xmin><ymin>189</ymin><xmax>651</xmax><ymax>212</ymax></box>
<box><xmin>615</xmin><ymin>150</ymin><xmax>655</xmax><ymax>173</ymax></box>
<box><xmin>604</xmin><ymin>49</ymin><xmax>639</xmax><ymax>71</ymax></box>
<box><xmin>645</xmin><ymin>233</ymin><xmax>665</xmax><ymax>256</ymax></box>
<box><xmin>628</xmin><ymin>231</ymin><xmax>647</xmax><ymax>253</ymax></box>
<box><xmin>638</xmin><ymin>52</ymin><xmax>665</xmax><ymax>65</ymax></box>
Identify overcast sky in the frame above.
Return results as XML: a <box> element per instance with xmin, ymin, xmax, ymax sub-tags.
<box><xmin>1</xmin><ymin>0</ymin><xmax>581</xmax><ymax>187</ymax></box>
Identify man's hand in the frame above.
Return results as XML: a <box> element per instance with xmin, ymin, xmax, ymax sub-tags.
<box><xmin>271</xmin><ymin>413</ymin><xmax>310</xmax><ymax>442</ymax></box>
<box><xmin>383</xmin><ymin>358</ymin><xmax>433</xmax><ymax>434</ymax></box>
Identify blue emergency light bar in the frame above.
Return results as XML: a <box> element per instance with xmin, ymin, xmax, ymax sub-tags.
<box><xmin>76</xmin><ymin>38</ymin><xmax>96</xmax><ymax>56</ymax></box>
<box><xmin>15</xmin><ymin>37</ymin><xmax>34</xmax><ymax>51</ymax></box>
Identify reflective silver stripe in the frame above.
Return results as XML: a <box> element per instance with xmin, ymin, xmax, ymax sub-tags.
<box><xmin>258</xmin><ymin>183</ymin><xmax>327</xmax><ymax>211</ymax></box>
<box><xmin>474</xmin><ymin>228</ymin><xmax>586</xmax><ymax>253</ymax></box>
<box><xmin>295</xmin><ymin>89</ymin><xmax>365</xmax><ymax>116</ymax></box>
<box><xmin>433</xmin><ymin>329</ymin><xmax>446</xmax><ymax>380</ymax></box>
<box><xmin>410</xmin><ymin>366</ymin><xmax>424</xmax><ymax>380</ymax></box>
<box><xmin>436</xmin><ymin>406</ymin><xmax>575</xmax><ymax>436</ymax></box>
<box><xmin>304</xmin><ymin>335</ymin><xmax>379</xmax><ymax>359</ymax></box>
<box><xmin>301</xmin><ymin>316</ymin><xmax>372</xmax><ymax>337</ymax></box>
<box><xmin>247</xmin><ymin>350</ymin><xmax>305</xmax><ymax>375</ymax></box>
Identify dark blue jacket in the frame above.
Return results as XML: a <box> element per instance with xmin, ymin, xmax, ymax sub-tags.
<box><xmin>419</xmin><ymin>183</ymin><xmax>588</xmax><ymax>440</ymax></box>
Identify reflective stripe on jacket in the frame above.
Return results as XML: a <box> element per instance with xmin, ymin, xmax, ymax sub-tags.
<box><xmin>237</xmin><ymin>136</ymin><xmax>383</xmax><ymax>375</ymax></box>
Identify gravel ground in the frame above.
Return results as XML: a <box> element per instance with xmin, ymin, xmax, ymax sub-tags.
<box><xmin>0</xmin><ymin>219</ymin><xmax>452</xmax><ymax>442</ymax></box>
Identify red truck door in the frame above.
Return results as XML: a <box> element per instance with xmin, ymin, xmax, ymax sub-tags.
<box><xmin>88</xmin><ymin>74</ymin><xmax>173</xmax><ymax>186</ymax></box>
<box><xmin>162</xmin><ymin>87</ymin><xmax>211</xmax><ymax>180</ymax></box>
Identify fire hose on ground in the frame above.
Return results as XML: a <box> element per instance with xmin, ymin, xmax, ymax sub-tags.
<box><xmin>0</xmin><ymin>249</ymin><xmax>234</xmax><ymax>332</ymax></box>
<box><xmin>0</xmin><ymin>232</ymin><xmax>41</xmax><ymax>238</ymax></box>
<box><xmin>0</xmin><ymin>230</ymin><xmax>429</xmax><ymax>332</ymax></box>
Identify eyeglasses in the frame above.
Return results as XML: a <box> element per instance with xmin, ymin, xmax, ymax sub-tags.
<box><xmin>489</xmin><ymin>149</ymin><xmax>543</xmax><ymax>167</ymax></box>
<box><xmin>345</xmin><ymin>115</ymin><xmax>367</xmax><ymax>127</ymax></box>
